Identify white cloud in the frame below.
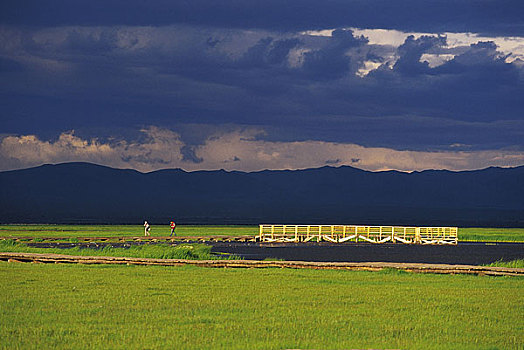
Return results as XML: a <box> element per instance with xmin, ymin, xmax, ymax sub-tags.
<box><xmin>419</xmin><ymin>53</ymin><xmax>455</xmax><ymax>68</ymax></box>
<box><xmin>356</xmin><ymin>60</ymin><xmax>383</xmax><ymax>77</ymax></box>
<box><xmin>192</xmin><ymin>130</ymin><xmax>524</xmax><ymax>172</ymax></box>
<box><xmin>352</xmin><ymin>28</ymin><xmax>524</xmax><ymax>65</ymax></box>
<box><xmin>0</xmin><ymin>127</ymin><xmax>184</xmax><ymax>172</ymax></box>
<box><xmin>1</xmin><ymin>127</ymin><xmax>523</xmax><ymax>173</ymax></box>
<box><xmin>353</xmin><ymin>28</ymin><xmax>524</xmax><ymax>55</ymax></box>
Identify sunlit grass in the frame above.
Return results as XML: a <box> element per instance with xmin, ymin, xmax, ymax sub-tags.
<box><xmin>486</xmin><ymin>259</ymin><xmax>524</xmax><ymax>268</ymax></box>
<box><xmin>0</xmin><ymin>224</ymin><xmax>258</xmax><ymax>238</ymax></box>
<box><xmin>459</xmin><ymin>227</ymin><xmax>524</xmax><ymax>242</ymax></box>
<box><xmin>1</xmin><ymin>262</ymin><xmax>522</xmax><ymax>349</ymax></box>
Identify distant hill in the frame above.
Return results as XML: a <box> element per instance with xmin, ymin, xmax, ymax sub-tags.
<box><xmin>1</xmin><ymin>162</ymin><xmax>523</xmax><ymax>226</ymax></box>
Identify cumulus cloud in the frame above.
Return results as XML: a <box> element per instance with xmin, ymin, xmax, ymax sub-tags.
<box><xmin>0</xmin><ymin>127</ymin><xmax>184</xmax><ymax>172</ymax></box>
<box><xmin>300</xmin><ymin>28</ymin><xmax>368</xmax><ymax>79</ymax></box>
<box><xmin>1</xmin><ymin>128</ymin><xmax>522</xmax><ymax>173</ymax></box>
<box><xmin>193</xmin><ymin>129</ymin><xmax>524</xmax><ymax>172</ymax></box>
<box><xmin>239</xmin><ymin>37</ymin><xmax>301</xmax><ymax>68</ymax></box>
<box><xmin>393</xmin><ymin>35</ymin><xmax>447</xmax><ymax>75</ymax></box>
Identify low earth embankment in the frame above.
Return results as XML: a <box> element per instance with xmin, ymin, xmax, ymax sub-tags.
<box><xmin>2</xmin><ymin>251</ymin><xmax>523</xmax><ymax>276</ymax></box>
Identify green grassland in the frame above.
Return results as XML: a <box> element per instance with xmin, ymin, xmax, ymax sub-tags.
<box><xmin>0</xmin><ymin>224</ymin><xmax>258</xmax><ymax>238</ymax></box>
<box><xmin>1</xmin><ymin>225</ymin><xmax>524</xmax><ymax>242</ymax></box>
<box><xmin>1</xmin><ymin>262</ymin><xmax>522</xmax><ymax>350</ymax></box>
<box><xmin>487</xmin><ymin>259</ymin><xmax>524</xmax><ymax>268</ymax></box>
<box><xmin>0</xmin><ymin>240</ymin><xmax>238</xmax><ymax>260</ymax></box>
<box><xmin>458</xmin><ymin>227</ymin><xmax>524</xmax><ymax>242</ymax></box>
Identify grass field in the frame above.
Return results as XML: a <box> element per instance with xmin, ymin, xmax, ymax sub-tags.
<box><xmin>1</xmin><ymin>224</ymin><xmax>524</xmax><ymax>242</ymax></box>
<box><xmin>0</xmin><ymin>224</ymin><xmax>258</xmax><ymax>238</ymax></box>
<box><xmin>1</xmin><ymin>262</ymin><xmax>522</xmax><ymax>350</ymax></box>
<box><xmin>2</xmin><ymin>225</ymin><xmax>521</xmax><ymax>350</ymax></box>
<box><xmin>487</xmin><ymin>259</ymin><xmax>524</xmax><ymax>268</ymax></box>
<box><xmin>458</xmin><ymin>227</ymin><xmax>524</xmax><ymax>242</ymax></box>
<box><xmin>0</xmin><ymin>240</ymin><xmax>238</xmax><ymax>260</ymax></box>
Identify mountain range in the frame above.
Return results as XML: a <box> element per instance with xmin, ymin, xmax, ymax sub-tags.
<box><xmin>1</xmin><ymin>162</ymin><xmax>523</xmax><ymax>226</ymax></box>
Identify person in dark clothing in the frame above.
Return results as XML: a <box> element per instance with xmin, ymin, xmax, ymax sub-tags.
<box><xmin>170</xmin><ymin>221</ymin><xmax>176</xmax><ymax>236</ymax></box>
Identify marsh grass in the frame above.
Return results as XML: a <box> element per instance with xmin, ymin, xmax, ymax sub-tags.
<box><xmin>0</xmin><ymin>262</ymin><xmax>522</xmax><ymax>349</ymax></box>
<box><xmin>0</xmin><ymin>239</ymin><xmax>238</xmax><ymax>260</ymax></box>
<box><xmin>459</xmin><ymin>227</ymin><xmax>524</xmax><ymax>242</ymax></box>
<box><xmin>486</xmin><ymin>259</ymin><xmax>524</xmax><ymax>268</ymax></box>
<box><xmin>377</xmin><ymin>267</ymin><xmax>409</xmax><ymax>275</ymax></box>
<box><xmin>262</xmin><ymin>257</ymin><xmax>284</xmax><ymax>261</ymax></box>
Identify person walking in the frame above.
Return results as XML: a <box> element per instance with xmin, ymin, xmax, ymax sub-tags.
<box><xmin>144</xmin><ymin>221</ymin><xmax>151</xmax><ymax>236</ymax></box>
<box><xmin>170</xmin><ymin>221</ymin><xmax>176</xmax><ymax>236</ymax></box>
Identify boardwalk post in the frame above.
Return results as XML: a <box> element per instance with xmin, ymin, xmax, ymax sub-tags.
<box><xmin>307</xmin><ymin>225</ymin><xmax>310</xmax><ymax>241</ymax></box>
<box><xmin>415</xmin><ymin>227</ymin><xmax>421</xmax><ymax>244</ymax></box>
<box><xmin>391</xmin><ymin>227</ymin><xmax>395</xmax><ymax>243</ymax></box>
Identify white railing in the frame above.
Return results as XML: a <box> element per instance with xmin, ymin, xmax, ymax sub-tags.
<box><xmin>258</xmin><ymin>225</ymin><xmax>458</xmax><ymax>245</ymax></box>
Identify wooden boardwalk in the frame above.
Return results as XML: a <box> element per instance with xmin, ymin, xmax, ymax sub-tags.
<box><xmin>1</xmin><ymin>252</ymin><xmax>521</xmax><ymax>276</ymax></box>
<box><xmin>258</xmin><ymin>225</ymin><xmax>458</xmax><ymax>245</ymax></box>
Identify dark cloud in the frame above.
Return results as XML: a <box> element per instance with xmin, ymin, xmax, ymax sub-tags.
<box><xmin>0</xmin><ymin>56</ymin><xmax>25</xmax><ymax>72</ymax></box>
<box><xmin>436</xmin><ymin>41</ymin><xmax>515</xmax><ymax>76</ymax></box>
<box><xmin>393</xmin><ymin>35</ymin><xmax>447</xmax><ymax>75</ymax></box>
<box><xmin>301</xmin><ymin>29</ymin><xmax>367</xmax><ymax>79</ymax></box>
<box><xmin>363</xmin><ymin>36</ymin><xmax>524</xmax><ymax>124</ymax></box>
<box><xmin>2</xmin><ymin>0</ymin><xmax>524</xmax><ymax>36</ymax></box>
<box><xmin>0</xmin><ymin>22</ymin><xmax>523</xmax><ymax>157</ymax></box>
<box><xmin>266</xmin><ymin>38</ymin><xmax>301</xmax><ymax>65</ymax></box>
<box><xmin>63</xmin><ymin>29</ymin><xmax>119</xmax><ymax>54</ymax></box>
<box><xmin>181</xmin><ymin>145</ymin><xmax>203</xmax><ymax>164</ymax></box>
<box><xmin>239</xmin><ymin>37</ymin><xmax>300</xmax><ymax>67</ymax></box>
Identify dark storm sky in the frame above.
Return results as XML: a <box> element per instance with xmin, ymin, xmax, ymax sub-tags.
<box><xmin>1</xmin><ymin>0</ymin><xmax>523</xmax><ymax>172</ymax></box>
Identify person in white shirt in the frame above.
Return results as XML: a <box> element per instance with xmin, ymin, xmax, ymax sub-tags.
<box><xmin>144</xmin><ymin>221</ymin><xmax>151</xmax><ymax>236</ymax></box>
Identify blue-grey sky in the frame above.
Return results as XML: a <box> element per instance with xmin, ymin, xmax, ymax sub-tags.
<box><xmin>1</xmin><ymin>0</ymin><xmax>523</xmax><ymax>172</ymax></box>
